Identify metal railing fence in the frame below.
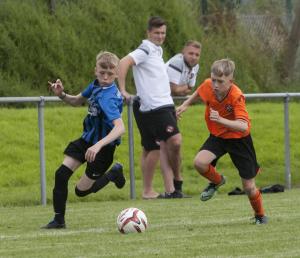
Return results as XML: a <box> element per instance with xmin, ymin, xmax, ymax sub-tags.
<box><xmin>0</xmin><ymin>93</ymin><xmax>299</xmax><ymax>205</ymax></box>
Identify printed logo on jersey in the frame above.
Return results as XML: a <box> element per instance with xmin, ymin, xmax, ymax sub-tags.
<box><xmin>166</xmin><ymin>125</ymin><xmax>174</xmax><ymax>133</ymax></box>
<box><xmin>225</xmin><ymin>104</ymin><xmax>233</xmax><ymax>113</ymax></box>
<box><xmin>87</xmin><ymin>102</ymin><xmax>98</xmax><ymax>116</ymax></box>
<box><xmin>189</xmin><ymin>73</ymin><xmax>195</xmax><ymax>80</ymax></box>
<box><xmin>87</xmin><ymin>95</ymin><xmax>101</xmax><ymax>116</ymax></box>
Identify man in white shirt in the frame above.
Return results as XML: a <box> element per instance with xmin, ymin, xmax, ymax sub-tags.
<box><xmin>166</xmin><ymin>40</ymin><xmax>201</xmax><ymax>96</ymax></box>
<box><xmin>118</xmin><ymin>16</ymin><xmax>182</xmax><ymax>199</ymax></box>
<box><xmin>166</xmin><ymin>40</ymin><xmax>201</xmax><ymax>194</ymax></box>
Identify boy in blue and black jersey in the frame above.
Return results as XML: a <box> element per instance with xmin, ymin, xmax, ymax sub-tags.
<box><xmin>42</xmin><ymin>51</ymin><xmax>126</xmax><ymax>229</ymax></box>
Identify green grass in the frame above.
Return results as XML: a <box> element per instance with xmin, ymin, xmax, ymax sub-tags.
<box><xmin>0</xmin><ymin>189</ymin><xmax>300</xmax><ymax>258</ymax></box>
<box><xmin>0</xmin><ymin>102</ymin><xmax>299</xmax><ymax>207</ymax></box>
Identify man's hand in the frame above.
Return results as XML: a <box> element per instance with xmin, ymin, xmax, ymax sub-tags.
<box><xmin>170</xmin><ymin>83</ymin><xmax>192</xmax><ymax>96</ymax></box>
<box><xmin>121</xmin><ymin>90</ymin><xmax>132</xmax><ymax>104</ymax></box>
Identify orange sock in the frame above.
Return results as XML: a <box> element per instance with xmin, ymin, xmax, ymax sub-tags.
<box><xmin>202</xmin><ymin>165</ymin><xmax>222</xmax><ymax>185</ymax></box>
<box><xmin>249</xmin><ymin>190</ymin><xmax>264</xmax><ymax>217</ymax></box>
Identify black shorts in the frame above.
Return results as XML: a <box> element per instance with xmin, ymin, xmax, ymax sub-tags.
<box><xmin>133</xmin><ymin>97</ymin><xmax>180</xmax><ymax>151</ymax></box>
<box><xmin>64</xmin><ymin>137</ymin><xmax>116</xmax><ymax>179</ymax></box>
<box><xmin>200</xmin><ymin>134</ymin><xmax>260</xmax><ymax>179</ymax></box>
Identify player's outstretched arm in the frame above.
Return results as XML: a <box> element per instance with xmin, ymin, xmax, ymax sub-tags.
<box><xmin>85</xmin><ymin>118</ymin><xmax>125</xmax><ymax>162</ymax></box>
<box><xmin>48</xmin><ymin>79</ymin><xmax>85</xmax><ymax>106</ymax></box>
<box><xmin>118</xmin><ymin>56</ymin><xmax>135</xmax><ymax>103</ymax></box>
<box><xmin>176</xmin><ymin>90</ymin><xmax>200</xmax><ymax>118</ymax></box>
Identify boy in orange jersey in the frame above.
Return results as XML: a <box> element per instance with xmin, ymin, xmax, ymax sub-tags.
<box><xmin>176</xmin><ymin>59</ymin><xmax>267</xmax><ymax>224</ymax></box>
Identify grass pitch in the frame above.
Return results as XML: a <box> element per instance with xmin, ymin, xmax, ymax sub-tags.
<box><xmin>1</xmin><ymin>189</ymin><xmax>299</xmax><ymax>258</ymax></box>
<box><xmin>0</xmin><ymin>102</ymin><xmax>299</xmax><ymax>257</ymax></box>
<box><xmin>0</xmin><ymin>102</ymin><xmax>300</xmax><ymax>206</ymax></box>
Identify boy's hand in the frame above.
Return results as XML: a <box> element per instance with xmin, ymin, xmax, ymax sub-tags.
<box><xmin>48</xmin><ymin>79</ymin><xmax>64</xmax><ymax>97</ymax></box>
<box><xmin>176</xmin><ymin>105</ymin><xmax>187</xmax><ymax>120</ymax></box>
<box><xmin>85</xmin><ymin>143</ymin><xmax>102</xmax><ymax>163</ymax></box>
<box><xmin>209</xmin><ymin>108</ymin><xmax>221</xmax><ymax>122</ymax></box>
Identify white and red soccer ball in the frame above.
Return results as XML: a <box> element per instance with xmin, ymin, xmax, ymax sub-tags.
<box><xmin>117</xmin><ymin>207</ymin><xmax>148</xmax><ymax>234</ymax></box>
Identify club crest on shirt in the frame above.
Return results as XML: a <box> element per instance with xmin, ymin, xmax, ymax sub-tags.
<box><xmin>166</xmin><ymin>125</ymin><xmax>174</xmax><ymax>133</ymax></box>
<box><xmin>87</xmin><ymin>98</ymin><xmax>98</xmax><ymax>116</ymax></box>
<box><xmin>225</xmin><ymin>104</ymin><xmax>233</xmax><ymax>113</ymax></box>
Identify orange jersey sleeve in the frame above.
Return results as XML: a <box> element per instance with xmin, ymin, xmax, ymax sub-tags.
<box><xmin>197</xmin><ymin>79</ymin><xmax>250</xmax><ymax>139</ymax></box>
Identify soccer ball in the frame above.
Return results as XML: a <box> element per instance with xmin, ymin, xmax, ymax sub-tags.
<box><xmin>117</xmin><ymin>207</ymin><xmax>148</xmax><ymax>234</ymax></box>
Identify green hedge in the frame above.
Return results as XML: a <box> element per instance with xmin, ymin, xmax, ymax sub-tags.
<box><xmin>0</xmin><ymin>0</ymin><xmax>293</xmax><ymax>97</ymax></box>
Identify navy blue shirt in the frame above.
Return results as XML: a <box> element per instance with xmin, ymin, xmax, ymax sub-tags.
<box><xmin>81</xmin><ymin>80</ymin><xmax>123</xmax><ymax>145</ymax></box>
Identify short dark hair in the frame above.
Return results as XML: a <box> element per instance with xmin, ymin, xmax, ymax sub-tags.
<box><xmin>147</xmin><ymin>16</ymin><xmax>166</xmax><ymax>31</ymax></box>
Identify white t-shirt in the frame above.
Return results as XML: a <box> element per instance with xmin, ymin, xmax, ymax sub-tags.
<box><xmin>166</xmin><ymin>53</ymin><xmax>199</xmax><ymax>87</ymax></box>
<box><xmin>129</xmin><ymin>39</ymin><xmax>174</xmax><ymax>112</ymax></box>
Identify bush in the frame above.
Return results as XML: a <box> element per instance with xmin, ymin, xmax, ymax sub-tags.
<box><xmin>0</xmin><ymin>0</ymin><xmax>295</xmax><ymax>97</ymax></box>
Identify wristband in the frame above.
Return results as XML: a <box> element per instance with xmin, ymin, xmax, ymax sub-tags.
<box><xmin>59</xmin><ymin>92</ymin><xmax>66</xmax><ymax>99</ymax></box>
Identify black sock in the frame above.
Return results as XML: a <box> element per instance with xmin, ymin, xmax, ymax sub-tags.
<box><xmin>90</xmin><ymin>174</ymin><xmax>110</xmax><ymax>193</ymax></box>
<box><xmin>75</xmin><ymin>186</ymin><xmax>92</xmax><ymax>197</ymax></box>
<box><xmin>174</xmin><ymin>180</ymin><xmax>183</xmax><ymax>192</ymax></box>
<box><xmin>54</xmin><ymin>213</ymin><xmax>65</xmax><ymax>224</ymax></box>
<box><xmin>52</xmin><ymin>164</ymin><xmax>73</xmax><ymax>222</ymax></box>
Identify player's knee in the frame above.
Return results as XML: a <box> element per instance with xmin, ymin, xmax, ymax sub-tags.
<box><xmin>169</xmin><ymin>134</ymin><xmax>182</xmax><ymax>149</ymax></box>
<box><xmin>75</xmin><ymin>186</ymin><xmax>92</xmax><ymax>197</ymax></box>
<box><xmin>243</xmin><ymin>185</ymin><xmax>257</xmax><ymax>196</ymax></box>
<box><xmin>193</xmin><ymin>158</ymin><xmax>206</xmax><ymax>174</ymax></box>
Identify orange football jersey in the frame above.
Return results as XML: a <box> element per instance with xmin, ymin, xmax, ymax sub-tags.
<box><xmin>197</xmin><ymin>78</ymin><xmax>250</xmax><ymax>139</ymax></box>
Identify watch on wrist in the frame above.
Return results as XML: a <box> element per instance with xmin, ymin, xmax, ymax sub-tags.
<box><xmin>59</xmin><ymin>92</ymin><xmax>66</xmax><ymax>99</ymax></box>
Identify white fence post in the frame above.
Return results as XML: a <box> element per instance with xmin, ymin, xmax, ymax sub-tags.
<box><xmin>127</xmin><ymin>98</ymin><xmax>136</xmax><ymax>199</ymax></box>
<box><xmin>38</xmin><ymin>97</ymin><xmax>47</xmax><ymax>205</ymax></box>
<box><xmin>284</xmin><ymin>95</ymin><xmax>292</xmax><ymax>189</ymax></box>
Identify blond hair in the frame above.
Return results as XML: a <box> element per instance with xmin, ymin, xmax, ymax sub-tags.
<box><xmin>211</xmin><ymin>59</ymin><xmax>235</xmax><ymax>77</ymax></box>
<box><xmin>184</xmin><ymin>40</ymin><xmax>202</xmax><ymax>49</ymax></box>
<box><xmin>96</xmin><ymin>51</ymin><xmax>119</xmax><ymax>69</ymax></box>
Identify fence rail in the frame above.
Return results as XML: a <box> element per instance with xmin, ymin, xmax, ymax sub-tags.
<box><xmin>1</xmin><ymin>93</ymin><xmax>300</xmax><ymax>205</ymax></box>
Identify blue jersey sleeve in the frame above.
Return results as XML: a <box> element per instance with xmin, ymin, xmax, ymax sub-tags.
<box><xmin>81</xmin><ymin>82</ymin><xmax>94</xmax><ymax>98</ymax></box>
<box><xmin>99</xmin><ymin>96</ymin><xmax>122</xmax><ymax>122</ymax></box>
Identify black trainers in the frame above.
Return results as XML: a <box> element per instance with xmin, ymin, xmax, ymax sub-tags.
<box><xmin>253</xmin><ymin>215</ymin><xmax>268</xmax><ymax>225</ymax></box>
<box><xmin>41</xmin><ymin>220</ymin><xmax>66</xmax><ymax>229</ymax></box>
<box><xmin>157</xmin><ymin>192</ymin><xmax>173</xmax><ymax>199</ymax></box>
<box><xmin>157</xmin><ymin>190</ymin><xmax>190</xmax><ymax>199</ymax></box>
<box><xmin>171</xmin><ymin>190</ymin><xmax>184</xmax><ymax>198</ymax></box>
<box><xmin>107</xmin><ymin>163</ymin><xmax>126</xmax><ymax>189</ymax></box>
<box><xmin>200</xmin><ymin>175</ymin><xmax>226</xmax><ymax>201</ymax></box>
<box><xmin>175</xmin><ymin>190</ymin><xmax>192</xmax><ymax>198</ymax></box>
<box><xmin>156</xmin><ymin>193</ymin><xmax>167</xmax><ymax>199</ymax></box>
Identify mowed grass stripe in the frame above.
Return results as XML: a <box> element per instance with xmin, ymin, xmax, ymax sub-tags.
<box><xmin>0</xmin><ymin>189</ymin><xmax>300</xmax><ymax>257</ymax></box>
